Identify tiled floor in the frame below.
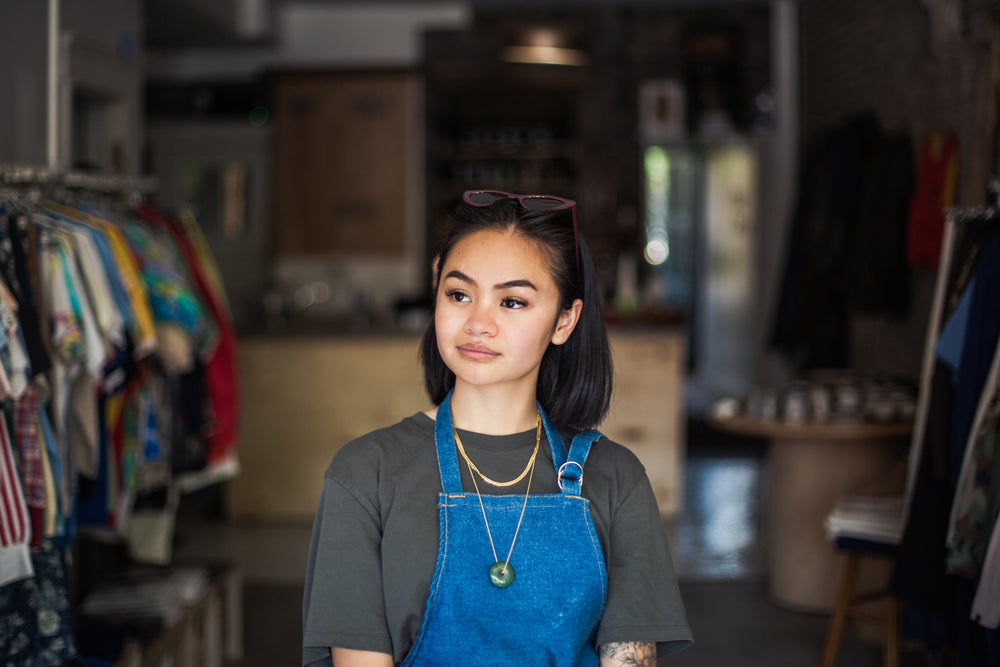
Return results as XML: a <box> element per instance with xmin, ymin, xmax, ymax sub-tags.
<box><xmin>170</xmin><ymin>422</ymin><xmax>923</xmax><ymax>666</ymax></box>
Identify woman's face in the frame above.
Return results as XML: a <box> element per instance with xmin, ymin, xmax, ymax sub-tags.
<box><xmin>435</xmin><ymin>229</ymin><xmax>581</xmax><ymax>396</ymax></box>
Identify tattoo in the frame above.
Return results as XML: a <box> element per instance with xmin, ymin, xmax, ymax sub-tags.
<box><xmin>599</xmin><ymin>642</ymin><xmax>656</xmax><ymax>667</ymax></box>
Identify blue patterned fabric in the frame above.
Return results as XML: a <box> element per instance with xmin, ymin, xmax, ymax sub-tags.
<box><xmin>0</xmin><ymin>539</ymin><xmax>77</xmax><ymax>667</ymax></box>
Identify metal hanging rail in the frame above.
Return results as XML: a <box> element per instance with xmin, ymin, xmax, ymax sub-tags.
<box><xmin>0</xmin><ymin>164</ymin><xmax>159</xmax><ymax>195</ymax></box>
<box><xmin>944</xmin><ymin>176</ymin><xmax>1000</xmax><ymax>224</ymax></box>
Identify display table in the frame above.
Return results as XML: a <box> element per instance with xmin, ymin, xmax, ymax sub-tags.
<box><xmin>110</xmin><ymin>567</ymin><xmax>243</xmax><ymax>667</ymax></box>
<box><xmin>708</xmin><ymin>413</ymin><xmax>911</xmax><ymax>612</ymax></box>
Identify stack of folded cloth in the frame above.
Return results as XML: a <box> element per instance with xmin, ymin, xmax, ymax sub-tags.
<box><xmin>81</xmin><ymin>567</ymin><xmax>209</xmax><ymax>626</ymax></box>
<box><xmin>824</xmin><ymin>494</ymin><xmax>905</xmax><ymax>546</ymax></box>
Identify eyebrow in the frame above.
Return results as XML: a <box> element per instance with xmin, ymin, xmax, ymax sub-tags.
<box><xmin>443</xmin><ymin>270</ymin><xmax>538</xmax><ymax>291</ymax></box>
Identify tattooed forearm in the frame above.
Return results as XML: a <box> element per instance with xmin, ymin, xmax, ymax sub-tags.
<box><xmin>599</xmin><ymin>642</ymin><xmax>656</xmax><ymax>667</ymax></box>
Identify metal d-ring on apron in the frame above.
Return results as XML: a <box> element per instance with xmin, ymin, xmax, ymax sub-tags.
<box><xmin>401</xmin><ymin>390</ymin><xmax>608</xmax><ymax>667</ymax></box>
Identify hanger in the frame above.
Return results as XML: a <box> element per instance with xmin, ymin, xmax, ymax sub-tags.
<box><xmin>946</xmin><ymin>176</ymin><xmax>1000</xmax><ymax>225</ymax></box>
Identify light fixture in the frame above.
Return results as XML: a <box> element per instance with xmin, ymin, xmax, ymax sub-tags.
<box><xmin>501</xmin><ymin>26</ymin><xmax>587</xmax><ymax>67</ymax></box>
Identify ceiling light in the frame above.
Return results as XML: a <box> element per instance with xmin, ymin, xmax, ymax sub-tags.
<box><xmin>501</xmin><ymin>27</ymin><xmax>587</xmax><ymax>67</ymax></box>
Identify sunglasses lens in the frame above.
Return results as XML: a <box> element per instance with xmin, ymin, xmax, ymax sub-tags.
<box><xmin>466</xmin><ymin>191</ymin><xmax>506</xmax><ymax>206</ymax></box>
<box><xmin>520</xmin><ymin>197</ymin><xmax>564</xmax><ymax>211</ymax></box>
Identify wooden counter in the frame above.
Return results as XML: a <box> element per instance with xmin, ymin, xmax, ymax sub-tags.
<box><xmin>226</xmin><ymin>330</ymin><xmax>685</xmax><ymax>521</ymax></box>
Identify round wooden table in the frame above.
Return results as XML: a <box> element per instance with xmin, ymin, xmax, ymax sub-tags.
<box><xmin>708</xmin><ymin>413</ymin><xmax>912</xmax><ymax>612</ymax></box>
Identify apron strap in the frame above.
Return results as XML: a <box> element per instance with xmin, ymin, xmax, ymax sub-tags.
<box><xmin>557</xmin><ymin>430</ymin><xmax>602</xmax><ymax>496</ymax></box>
<box><xmin>434</xmin><ymin>391</ymin><xmax>463</xmax><ymax>493</ymax></box>
<box><xmin>539</xmin><ymin>406</ymin><xmax>567</xmax><ymax>469</ymax></box>
<box><xmin>541</xmin><ymin>400</ymin><xmax>603</xmax><ymax>495</ymax></box>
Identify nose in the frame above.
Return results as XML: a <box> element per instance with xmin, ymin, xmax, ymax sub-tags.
<box><xmin>465</xmin><ymin>303</ymin><xmax>496</xmax><ymax>337</ymax></box>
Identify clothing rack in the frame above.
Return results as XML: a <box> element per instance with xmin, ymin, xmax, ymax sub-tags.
<box><xmin>894</xmin><ymin>182</ymin><xmax>1000</xmax><ymax>660</ymax></box>
<box><xmin>945</xmin><ymin>177</ymin><xmax>1000</xmax><ymax>225</ymax></box>
<box><xmin>903</xmin><ymin>181</ymin><xmax>1000</xmax><ymax>521</ymax></box>
<box><xmin>0</xmin><ymin>185</ymin><xmax>241</xmax><ymax>666</ymax></box>
<box><xmin>0</xmin><ymin>163</ymin><xmax>159</xmax><ymax>200</ymax></box>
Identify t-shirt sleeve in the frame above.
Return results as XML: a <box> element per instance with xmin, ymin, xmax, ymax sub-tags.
<box><xmin>595</xmin><ymin>460</ymin><xmax>694</xmax><ymax>660</ymax></box>
<box><xmin>302</xmin><ymin>458</ymin><xmax>393</xmax><ymax>665</ymax></box>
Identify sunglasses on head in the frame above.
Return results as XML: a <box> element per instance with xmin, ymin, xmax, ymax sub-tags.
<box><xmin>463</xmin><ymin>190</ymin><xmax>576</xmax><ymax>212</ymax></box>
<box><xmin>462</xmin><ymin>190</ymin><xmax>581</xmax><ymax>280</ymax></box>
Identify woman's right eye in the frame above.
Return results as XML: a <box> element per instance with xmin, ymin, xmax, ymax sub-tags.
<box><xmin>444</xmin><ymin>289</ymin><xmax>470</xmax><ymax>303</ymax></box>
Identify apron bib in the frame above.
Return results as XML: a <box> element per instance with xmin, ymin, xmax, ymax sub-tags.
<box><xmin>401</xmin><ymin>391</ymin><xmax>608</xmax><ymax>667</ymax></box>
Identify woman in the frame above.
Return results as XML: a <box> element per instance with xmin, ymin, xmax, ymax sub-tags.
<box><xmin>303</xmin><ymin>191</ymin><xmax>692</xmax><ymax>666</ymax></box>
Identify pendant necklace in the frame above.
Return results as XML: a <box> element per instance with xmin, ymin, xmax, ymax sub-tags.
<box><xmin>454</xmin><ymin>414</ymin><xmax>540</xmax><ymax>588</ymax></box>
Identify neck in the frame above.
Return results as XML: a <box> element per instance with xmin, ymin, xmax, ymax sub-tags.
<box><xmin>450</xmin><ymin>383</ymin><xmax>538</xmax><ymax>435</ymax></box>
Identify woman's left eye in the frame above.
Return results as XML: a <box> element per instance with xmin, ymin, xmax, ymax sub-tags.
<box><xmin>501</xmin><ymin>297</ymin><xmax>527</xmax><ymax>309</ymax></box>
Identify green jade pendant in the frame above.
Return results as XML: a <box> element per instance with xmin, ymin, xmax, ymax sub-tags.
<box><xmin>489</xmin><ymin>561</ymin><xmax>515</xmax><ymax>588</ymax></box>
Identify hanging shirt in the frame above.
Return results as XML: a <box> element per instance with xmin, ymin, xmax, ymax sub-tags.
<box><xmin>38</xmin><ymin>401</ymin><xmax>72</xmax><ymax>544</ymax></box>
<box><xmin>116</xmin><ymin>216</ymin><xmax>216</xmax><ymax>365</ymax></box>
<box><xmin>4</xmin><ymin>309</ymin><xmax>32</xmax><ymax>399</ymax></box>
<box><xmin>41</xmin><ymin>202</ymin><xmax>157</xmax><ymax>357</ymax></box>
<box><xmin>0</xmin><ymin>413</ymin><xmax>33</xmax><ymax>586</ymax></box>
<box><xmin>51</xmin><ymin>230</ymin><xmax>106</xmax><ymax>378</ymax></box>
<box><xmin>906</xmin><ymin>132</ymin><xmax>958</xmax><ymax>270</ymax></box>
<box><xmin>4</xmin><ymin>213</ymin><xmax>52</xmax><ymax>379</ymax></box>
<box><xmin>0</xmin><ymin>308</ymin><xmax>14</xmax><ymax>402</ymax></box>
<box><xmin>88</xmin><ymin>220</ymin><xmax>157</xmax><ymax>358</ymax></box>
<box><xmin>138</xmin><ymin>204</ymin><xmax>239</xmax><ymax>468</ymax></box>
<box><xmin>62</xmin><ymin>223</ymin><xmax>126</xmax><ymax>352</ymax></box>
<box><xmin>972</xmin><ymin>510</ymin><xmax>1000</xmax><ymax>629</ymax></box>
<box><xmin>13</xmin><ymin>384</ymin><xmax>45</xmax><ymax>549</ymax></box>
<box><xmin>69</xmin><ymin>219</ymin><xmax>138</xmax><ymax>353</ymax></box>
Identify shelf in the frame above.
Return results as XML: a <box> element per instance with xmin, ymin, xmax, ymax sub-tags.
<box><xmin>429</xmin><ymin>141</ymin><xmax>582</xmax><ymax>162</ymax></box>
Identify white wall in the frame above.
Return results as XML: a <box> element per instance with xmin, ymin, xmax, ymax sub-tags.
<box><xmin>146</xmin><ymin>2</ymin><xmax>471</xmax><ymax>79</ymax></box>
<box><xmin>0</xmin><ymin>3</ymin><xmax>49</xmax><ymax>165</ymax></box>
<box><xmin>61</xmin><ymin>0</ymin><xmax>143</xmax><ymax>173</ymax></box>
<box><xmin>0</xmin><ymin>0</ymin><xmax>143</xmax><ymax>172</ymax></box>
<box><xmin>61</xmin><ymin>0</ymin><xmax>142</xmax><ymax>55</ymax></box>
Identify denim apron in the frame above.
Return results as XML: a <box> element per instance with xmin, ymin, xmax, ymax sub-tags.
<box><xmin>401</xmin><ymin>391</ymin><xmax>608</xmax><ymax>667</ymax></box>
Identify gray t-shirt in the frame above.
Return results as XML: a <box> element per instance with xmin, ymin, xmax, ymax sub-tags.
<box><xmin>303</xmin><ymin>413</ymin><xmax>692</xmax><ymax>666</ymax></box>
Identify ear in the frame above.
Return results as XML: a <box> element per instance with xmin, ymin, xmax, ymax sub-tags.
<box><xmin>551</xmin><ymin>298</ymin><xmax>583</xmax><ymax>346</ymax></box>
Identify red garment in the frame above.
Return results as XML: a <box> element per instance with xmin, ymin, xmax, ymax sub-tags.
<box><xmin>906</xmin><ymin>132</ymin><xmax>958</xmax><ymax>270</ymax></box>
<box><xmin>13</xmin><ymin>385</ymin><xmax>44</xmax><ymax>548</ymax></box>
<box><xmin>0</xmin><ymin>416</ymin><xmax>30</xmax><ymax>548</ymax></box>
<box><xmin>136</xmin><ymin>204</ymin><xmax>239</xmax><ymax>465</ymax></box>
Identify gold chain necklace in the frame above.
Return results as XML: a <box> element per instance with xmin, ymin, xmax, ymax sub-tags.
<box><xmin>455</xmin><ymin>413</ymin><xmax>541</xmax><ymax>487</ymax></box>
<box><xmin>455</xmin><ymin>416</ymin><xmax>539</xmax><ymax>589</ymax></box>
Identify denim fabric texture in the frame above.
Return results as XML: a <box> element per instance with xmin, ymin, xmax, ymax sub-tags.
<box><xmin>401</xmin><ymin>391</ymin><xmax>607</xmax><ymax>667</ymax></box>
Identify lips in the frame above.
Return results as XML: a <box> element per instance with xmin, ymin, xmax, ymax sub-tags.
<box><xmin>458</xmin><ymin>343</ymin><xmax>500</xmax><ymax>359</ymax></box>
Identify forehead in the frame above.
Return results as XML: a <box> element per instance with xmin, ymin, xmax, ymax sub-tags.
<box><xmin>444</xmin><ymin>229</ymin><xmax>552</xmax><ymax>275</ymax></box>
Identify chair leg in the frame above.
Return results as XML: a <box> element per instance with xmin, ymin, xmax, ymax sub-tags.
<box><xmin>821</xmin><ymin>555</ymin><xmax>861</xmax><ymax>667</ymax></box>
<box><xmin>883</xmin><ymin>594</ymin><xmax>900</xmax><ymax>667</ymax></box>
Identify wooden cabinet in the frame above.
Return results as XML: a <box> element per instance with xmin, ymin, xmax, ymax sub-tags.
<box><xmin>604</xmin><ymin>331</ymin><xmax>686</xmax><ymax>516</ymax></box>
<box><xmin>226</xmin><ymin>335</ymin><xmax>428</xmax><ymax>520</ymax></box>
<box><xmin>271</xmin><ymin>70</ymin><xmax>417</xmax><ymax>257</ymax></box>
<box><xmin>227</xmin><ymin>330</ymin><xmax>685</xmax><ymax>520</ymax></box>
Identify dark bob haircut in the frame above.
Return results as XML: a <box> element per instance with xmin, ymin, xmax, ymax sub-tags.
<box><xmin>418</xmin><ymin>196</ymin><xmax>613</xmax><ymax>431</ymax></box>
